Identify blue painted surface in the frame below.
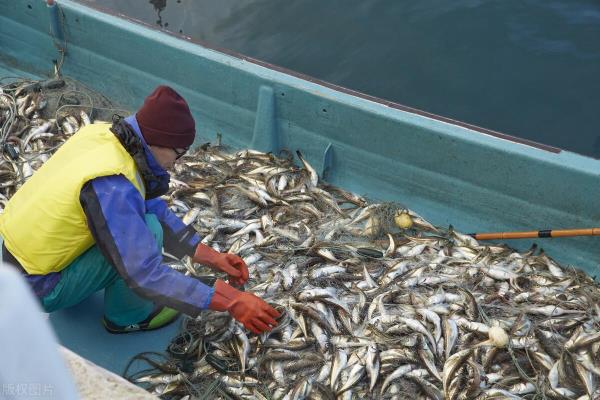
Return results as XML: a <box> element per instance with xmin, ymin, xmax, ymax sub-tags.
<box><xmin>1</xmin><ymin>0</ymin><xmax>600</xmax><ymax>375</ymax></box>
<box><xmin>47</xmin><ymin>1</ymin><xmax>65</xmax><ymax>47</ymax></box>
<box><xmin>250</xmin><ymin>85</ymin><xmax>278</xmax><ymax>153</ymax></box>
<box><xmin>49</xmin><ymin>292</ymin><xmax>182</xmax><ymax>374</ymax></box>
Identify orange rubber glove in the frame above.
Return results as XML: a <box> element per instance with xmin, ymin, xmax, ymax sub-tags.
<box><xmin>193</xmin><ymin>244</ymin><xmax>249</xmax><ymax>286</ymax></box>
<box><xmin>208</xmin><ymin>279</ymin><xmax>280</xmax><ymax>334</ymax></box>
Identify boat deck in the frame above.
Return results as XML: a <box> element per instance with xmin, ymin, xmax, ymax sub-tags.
<box><xmin>50</xmin><ymin>292</ymin><xmax>181</xmax><ymax>375</ymax></box>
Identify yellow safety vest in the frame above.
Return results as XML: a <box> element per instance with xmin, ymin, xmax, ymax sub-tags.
<box><xmin>0</xmin><ymin>123</ymin><xmax>146</xmax><ymax>275</ymax></box>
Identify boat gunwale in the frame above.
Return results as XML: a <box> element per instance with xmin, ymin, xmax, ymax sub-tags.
<box><xmin>71</xmin><ymin>0</ymin><xmax>561</xmax><ymax>154</ymax></box>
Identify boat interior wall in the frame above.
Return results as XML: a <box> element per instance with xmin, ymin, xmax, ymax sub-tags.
<box><xmin>1</xmin><ymin>0</ymin><xmax>599</xmax><ymax>279</ymax></box>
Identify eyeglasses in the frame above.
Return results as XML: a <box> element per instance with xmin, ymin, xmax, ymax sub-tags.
<box><xmin>173</xmin><ymin>147</ymin><xmax>189</xmax><ymax>160</ymax></box>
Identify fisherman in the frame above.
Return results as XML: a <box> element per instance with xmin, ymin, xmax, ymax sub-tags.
<box><xmin>0</xmin><ymin>85</ymin><xmax>279</xmax><ymax>334</ymax></box>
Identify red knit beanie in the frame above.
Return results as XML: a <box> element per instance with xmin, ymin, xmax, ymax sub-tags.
<box><xmin>136</xmin><ymin>85</ymin><xmax>196</xmax><ymax>148</ymax></box>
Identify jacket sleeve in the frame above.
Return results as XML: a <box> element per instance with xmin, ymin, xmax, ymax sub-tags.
<box><xmin>145</xmin><ymin>198</ymin><xmax>201</xmax><ymax>259</ymax></box>
<box><xmin>79</xmin><ymin>175</ymin><xmax>213</xmax><ymax>316</ymax></box>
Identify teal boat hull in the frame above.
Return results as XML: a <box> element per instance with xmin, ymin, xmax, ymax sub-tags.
<box><xmin>1</xmin><ymin>0</ymin><xmax>599</xmax><ymax>375</ymax></box>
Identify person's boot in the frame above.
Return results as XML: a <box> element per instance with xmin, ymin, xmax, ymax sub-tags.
<box><xmin>102</xmin><ymin>306</ymin><xmax>180</xmax><ymax>334</ymax></box>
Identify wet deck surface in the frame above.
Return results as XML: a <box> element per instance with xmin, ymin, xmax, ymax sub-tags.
<box><xmin>50</xmin><ymin>290</ymin><xmax>182</xmax><ymax>375</ymax></box>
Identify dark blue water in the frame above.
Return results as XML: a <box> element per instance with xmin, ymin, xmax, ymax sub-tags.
<box><xmin>80</xmin><ymin>0</ymin><xmax>600</xmax><ymax>157</ymax></box>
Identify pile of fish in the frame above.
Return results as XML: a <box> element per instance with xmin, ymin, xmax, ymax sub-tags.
<box><xmin>1</xmin><ymin>77</ymin><xmax>599</xmax><ymax>400</ymax></box>
<box><xmin>0</xmin><ymin>77</ymin><xmax>119</xmax><ymax>207</ymax></box>
<box><xmin>137</xmin><ymin>146</ymin><xmax>600</xmax><ymax>400</ymax></box>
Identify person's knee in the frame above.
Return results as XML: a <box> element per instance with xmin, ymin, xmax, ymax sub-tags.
<box><xmin>144</xmin><ymin>214</ymin><xmax>163</xmax><ymax>248</ymax></box>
